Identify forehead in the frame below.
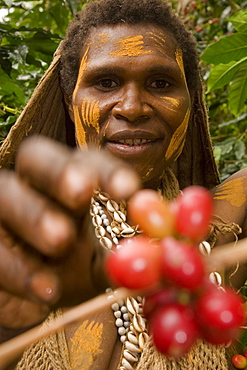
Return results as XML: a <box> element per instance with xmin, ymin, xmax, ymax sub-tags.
<box><xmin>82</xmin><ymin>24</ymin><xmax>179</xmax><ymax>61</ymax></box>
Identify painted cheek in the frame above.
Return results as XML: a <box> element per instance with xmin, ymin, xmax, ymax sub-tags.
<box><xmin>175</xmin><ymin>48</ymin><xmax>191</xmax><ymax>109</ymax></box>
<box><xmin>175</xmin><ymin>49</ymin><xmax>186</xmax><ymax>84</ymax></box>
<box><xmin>74</xmin><ymin>98</ymin><xmax>101</xmax><ymax>148</ymax></box>
<box><xmin>72</xmin><ymin>45</ymin><xmax>101</xmax><ymax>149</ymax></box>
<box><xmin>72</xmin><ymin>46</ymin><xmax>90</xmax><ymax>148</ymax></box>
<box><xmin>165</xmin><ymin>108</ymin><xmax>191</xmax><ymax>162</ymax></box>
<box><xmin>161</xmin><ymin>97</ymin><xmax>180</xmax><ymax>113</ymax></box>
<box><xmin>73</xmin><ymin>104</ymin><xmax>87</xmax><ymax>147</ymax></box>
<box><xmin>163</xmin><ymin>49</ymin><xmax>191</xmax><ymax>162</ymax></box>
<box><xmin>81</xmin><ymin>98</ymin><xmax>100</xmax><ymax>135</ymax></box>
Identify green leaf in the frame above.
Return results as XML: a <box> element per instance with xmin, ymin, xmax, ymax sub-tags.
<box><xmin>229</xmin><ymin>64</ymin><xmax>247</xmax><ymax>116</ymax></box>
<box><xmin>234</xmin><ymin>140</ymin><xmax>246</xmax><ymax>160</ymax></box>
<box><xmin>228</xmin><ymin>9</ymin><xmax>247</xmax><ymax>34</ymax></box>
<box><xmin>201</xmin><ymin>33</ymin><xmax>247</xmax><ymax>64</ymax></box>
<box><xmin>0</xmin><ymin>68</ymin><xmax>26</xmax><ymax>104</ymax></box>
<box><xmin>0</xmin><ymin>47</ymin><xmax>11</xmax><ymax>75</ymax></box>
<box><xmin>2</xmin><ymin>0</ymin><xmax>15</xmax><ymax>7</ymax></box>
<box><xmin>66</xmin><ymin>0</ymin><xmax>80</xmax><ymax>15</ymax></box>
<box><xmin>213</xmin><ymin>146</ymin><xmax>222</xmax><ymax>163</ymax></box>
<box><xmin>206</xmin><ymin>56</ymin><xmax>247</xmax><ymax>92</ymax></box>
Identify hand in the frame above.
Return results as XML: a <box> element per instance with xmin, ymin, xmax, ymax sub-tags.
<box><xmin>0</xmin><ymin>136</ymin><xmax>140</xmax><ymax>334</ymax></box>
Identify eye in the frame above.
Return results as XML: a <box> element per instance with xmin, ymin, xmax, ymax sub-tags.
<box><xmin>95</xmin><ymin>78</ymin><xmax>118</xmax><ymax>90</ymax></box>
<box><xmin>150</xmin><ymin>79</ymin><xmax>170</xmax><ymax>89</ymax></box>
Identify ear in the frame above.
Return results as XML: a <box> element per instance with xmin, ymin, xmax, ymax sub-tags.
<box><xmin>64</xmin><ymin>93</ymin><xmax>75</xmax><ymax>122</ymax></box>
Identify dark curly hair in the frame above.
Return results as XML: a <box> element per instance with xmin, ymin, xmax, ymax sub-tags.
<box><xmin>60</xmin><ymin>0</ymin><xmax>200</xmax><ymax>102</ymax></box>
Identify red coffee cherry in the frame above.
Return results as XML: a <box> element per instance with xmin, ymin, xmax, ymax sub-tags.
<box><xmin>105</xmin><ymin>236</ymin><xmax>162</xmax><ymax>290</ymax></box>
<box><xmin>160</xmin><ymin>237</ymin><xmax>206</xmax><ymax>291</ymax></box>
<box><xmin>174</xmin><ymin>186</ymin><xmax>213</xmax><ymax>242</ymax></box>
<box><xmin>128</xmin><ymin>189</ymin><xmax>175</xmax><ymax>239</ymax></box>
<box><xmin>231</xmin><ymin>354</ymin><xmax>247</xmax><ymax>369</ymax></box>
<box><xmin>150</xmin><ymin>303</ymin><xmax>199</xmax><ymax>358</ymax></box>
<box><xmin>195</xmin><ymin>285</ymin><xmax>245</xmax><ymax>345</ymax></box>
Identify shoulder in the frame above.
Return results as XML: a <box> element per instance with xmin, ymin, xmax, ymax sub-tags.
<box><xmin>212</xmin><ymin>167</ymin><xmax>247</xmax><ymax>206</ymax></box>
<box><xmin>211</xmin><ymin>168</ymin><xmax>247</xmax><ymax>241</ymax></box>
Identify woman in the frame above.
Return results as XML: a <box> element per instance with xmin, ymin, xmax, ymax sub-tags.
<box><xmin>0</xmin><ymin>0</ymin><xmax>246</xmax><ymax>368</ymax></box>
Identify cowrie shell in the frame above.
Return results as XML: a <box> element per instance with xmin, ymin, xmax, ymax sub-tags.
<box><xmin>114</xmin><ymin>211</ymin><xmax>126</xmax><ymax>222</ymax></box>
<box><xmin>95</xmin><ymin>226</ymin><xmax>106</xmax><ymax>238</ymax></box>
<box><xmin>100</xmin><ymin>237</ymin><xmax>112</xmax><ymax>249</ymax></box>
<box><xmin>127</xmin><ymin>331</ymin><xmax>138</xmax><ymax>345</ymax></box>
<box><xmin>199</xmin><ymin>241</ymin><xmax>211</xmax><ymax>256</ymax></box>
<box><xmin>125</xmin><ymin>341</ymin><xmax>142</xmax><ymax>353</ymax></box>
<box><xmin>106</xmin><ymin>199</ymin><xmax>119</xmax><ymax>212</ymax></box>
<box><xmin>97</xmin><ymin>192</ymin><xmax>109</xmax><ymax>201</ymax></box>
<box><xmin>123</xmin><ymin>350</ymin><xmax>138</xmax><ymax>362</ymax></box>
<box><xmin>112</xmin><ymin>227</ymin><xmax>121</xmax><ymax>234</ymax></box>
<box><xmin>121</xmin><ymin>358</ymin><xmax>134</xmax><ymax>370</ymax></box>
<box><xmin>139</xmin><ymin>332</ymin><xmax>149</xmax><ymax>349</ymax></box>
<box><xmin>133</xmin><ymin>314</ymin><xmax>146</xmax><ymax>332</ymax></box>
<box><xmin>126</xmin><ymin>297</ymin><xmax>140</xmax><ymax>315</ymax></box>
<box><xmin>209</xmin><ymin>271</ymin><xmax>222</xmax><ymax>286</ymax></box>
<box><xmin>92</xmin><ymin>215</ymin><xmax>102</xmax><ymax>226</ymax></box>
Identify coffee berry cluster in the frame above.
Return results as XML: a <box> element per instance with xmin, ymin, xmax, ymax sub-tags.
<box><xmin>106</xmin><ymin>186</ymin><xmax>245</xmax><ymax>358</ymax></box>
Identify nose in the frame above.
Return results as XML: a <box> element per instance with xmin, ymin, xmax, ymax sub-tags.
<box><xmin>112</xmin><ymin>84</ymin><xmax>153</xmax><ymax>123</ymax></box>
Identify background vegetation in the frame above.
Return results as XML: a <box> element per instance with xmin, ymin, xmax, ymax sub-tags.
<box><xmin>0</xmin><ymin>0</ymin><xmax>246</xmax><ymax>180</ymax></box>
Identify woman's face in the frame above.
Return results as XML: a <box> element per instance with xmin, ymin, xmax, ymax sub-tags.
<box><xmin>69</xmin><ymin>24</ymin><xmax>192</xmax><ymax>189</ymax></box>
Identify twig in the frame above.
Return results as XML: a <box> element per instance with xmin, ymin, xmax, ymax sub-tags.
<box><xmin>208</xmin><ymin>237</ymin><xmax>247</xmax><ymax>271</ymax></box>
<box><xmin>0</xmin><ymin>287</ymin><xmax>131</xmax><ymax>369</ymax></box>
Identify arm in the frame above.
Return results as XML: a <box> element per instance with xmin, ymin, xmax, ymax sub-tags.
<box><xmin>211</xmin><ymin>167</ymin><xmax>247</xmax><ymax>289</ymax></box>
<box><xmin>0</xmin><ymin>136</ymin><xmax>140</xmax><ymax>343</ymax></box>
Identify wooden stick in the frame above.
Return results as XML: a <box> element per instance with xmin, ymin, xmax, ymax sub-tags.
<box><xmin>208</xmin><ymin>237</ymin><xmax>247</xmax><ymax>271</ymax></box>
<box><xmin>0</xmin><ymin>287</ymin><xmax>131</xmax><ymax>369</ymax></box>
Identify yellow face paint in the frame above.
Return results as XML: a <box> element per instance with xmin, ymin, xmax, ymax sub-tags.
<box><xmin>165</xmin><ymin>108</ymin><xmax>190</xmax><ymax>161</ymax></box>
<box><xmin>164</xmin><ymin>49</ymin><xmax>191</xmax><ymax>162</ymax></box>
<box><xmin>73</xmin><ymin>45</ymin><xmax>90</xmax><ymax>102</ymax></box>
<box><xmin>73</xmin><ymin>46</ymin><xmax>101</xmax><ymax>148</ymax></box>
<box><xmin>73</xmin><ymin>45</ymin><xmax>90</xmax><ymax>148</ymax></box>
<box><xmin>73</xmin><ymin>105</ymin><xmax>86</xmax><ymax>147</ymax></box>
<box><xmin>147</xmin><ymin>32</ymin><xmax>167</xmax><ymax>56</ymax></box>
<box><xmin>109</xmin><ymin>35</ymin><xmax>153</xmax><ymax>57</ymax></box>
<box><xmin>70</xmin><ymin>320</ymin><xmax>103</xmax><ymax>370</ymax></box>
<box><xmin>81</xmin><ymin>98</ymin><xmax>100</xmax><ymax>134</ymax></box>
<box><xmin>161</xmin><ymin>97</ymin><xmax>180</xmax><ymax>112</ymax></box>
<box><xmin>94</xmin><ymin>33</ymin><xmax>109</xmax><ymax>48</ymax></box>
<box><xmin>175</xmin><ymin>49</ymin><xmax>186</xmax><ymax>82</ymax></box>
<box><xmin>214</xmin><ymin>177</ymin><xmax>247</xmax><ymax>207</ymax></box>
<box><xmin>143</xmin><ymin>167</ymin><xmax>154</xmax><ymax>179</ymax></box>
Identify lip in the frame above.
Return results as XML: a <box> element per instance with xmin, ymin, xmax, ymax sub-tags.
<box><xmin>104</xmin><ymin>130</ymin><xmax>163</xmax><ymax>156</ymax></box>
<box><xmin>107</xmin><ymin>130</ymin><xmax>161</xmax><ymax>142</ymax></box>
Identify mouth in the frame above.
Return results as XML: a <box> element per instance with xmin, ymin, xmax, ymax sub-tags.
<box><xmin>102</xmin><ymin>129</ymin><xmax>164</xmax><ymax>158</ymax></box>
<box><xmin>111</xmin><ymin>138</ymin><xmax>154</xmax><ymax>146</ymax></box>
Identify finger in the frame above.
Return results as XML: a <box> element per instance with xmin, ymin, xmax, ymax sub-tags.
<box><xmin>0</xmin><ymin>291</ymin><xmax>50</xmax><ymax>328</ymax></box>
<box><xmin>16</xmin><ymin>136</ymin><xmax>140</xmax><ymax>210</ymax></box>
<box><xmin>0</xmin><ymin>171</ymin><xmax>77</xmax><ymax>256</ymax></box>
<box><xmin>0</xmin><ymin>232</ymin><xmax>60</xmax><ymax>304</ymax></box>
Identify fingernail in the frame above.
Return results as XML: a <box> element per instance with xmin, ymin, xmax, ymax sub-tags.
<box><xmin>109</xmin><ymin>168</ymin><xmax>140</xmax><ymax>200</ymax></box>
<box><xmin>62</xmin><ymin>166</ymin><xmax>95</xmax><ymax>207</ymax></box>
<box><xmin>28</xmin><ymin>272</ymin><xmax>60</xmax><ymax>303</ymax></box>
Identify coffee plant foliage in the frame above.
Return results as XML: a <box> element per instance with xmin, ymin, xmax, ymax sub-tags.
<box><xmin>0</xmin><ymin>0</ymin><xmax>246</xmax><ymax>180</ymax></box>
